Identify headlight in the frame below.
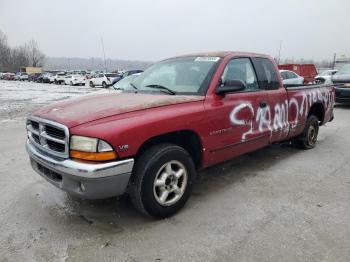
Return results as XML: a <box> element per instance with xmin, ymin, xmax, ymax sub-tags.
<box><xmin>70</xmin><ymin>135</ymin><xmax>117</xmax><ymax>161</ymax></box>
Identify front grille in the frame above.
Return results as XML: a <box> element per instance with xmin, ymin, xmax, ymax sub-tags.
<box><xmin>30</xmin><ymin>120</ymin><xmax>39</xmax><ymax>130</ymax></box>
<box><xmin>47</xmin><ymin>140</ymin><xmax>65</xmax><ymax>152</ymax></box>
<box><xmin>32</xmin><ymin>133</ymin><xmax>40</xmax><ymax>144</ymax></box>
<box><xmin>27</xmin><ymin>116</ymin><xmax>69</xmax><ymax>158</ymax></box>
<box><xmin>46</xmin><ymin>125</ymin><xmax>65</xmax><ymax>140</ymax></box>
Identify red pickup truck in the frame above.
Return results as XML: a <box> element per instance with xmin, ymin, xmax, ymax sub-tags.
<box><xmin>26</xmin><ymin>52</ymin><xmax>335</xmax><ymax>218</ymax></box>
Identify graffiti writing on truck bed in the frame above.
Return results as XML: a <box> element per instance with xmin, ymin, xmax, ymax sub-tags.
<box><xmin>230</xmin><ymin>88</ymin><xmax>335</xmax><ymax>141</ymax></box>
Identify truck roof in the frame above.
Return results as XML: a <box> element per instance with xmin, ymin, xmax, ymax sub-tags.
<box><xmin>169</xmin><ymin>51</ymin><xmax>271</xmax><ymax>59</ymax></box>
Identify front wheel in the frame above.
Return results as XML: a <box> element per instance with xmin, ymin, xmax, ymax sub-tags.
<box><xmin>129</xmin><ymin>144</ymin><xmax>196</xmax><ymax>218</ymax></box>
<box><xmin>297</xmin><ymin>115</ymin><xmax>319</xmax><ymax>149</ymax></box>
<box><xmin>102</xmin><ymin>81</ymin><xmax>107</xmax><ymax>88</ymax></box>
<box><xmin>89</xmin><ymin>81</ymin><xmax>94</xmax><ymax>88</ymax></box>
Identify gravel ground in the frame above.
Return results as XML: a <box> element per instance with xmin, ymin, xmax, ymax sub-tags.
<box><xmin>0</xmin><ymin>81</ymin><xmax>350</xmax><ymax>262</ymax></box>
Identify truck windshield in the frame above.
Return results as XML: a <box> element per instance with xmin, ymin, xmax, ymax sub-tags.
<box><xmin>130</xmin><ymin>57</ymin><xmax>220</xmax><ymax>95</ymax></box>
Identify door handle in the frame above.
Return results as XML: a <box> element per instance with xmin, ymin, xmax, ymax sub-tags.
<box><xmin>260</xmin><ymin>101</ymin><xmax>268</xmax><ymax>108</ymax></box>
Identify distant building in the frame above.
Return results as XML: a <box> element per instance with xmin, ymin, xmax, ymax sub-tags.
<box><xmin>20</xmin><ymin>67</ymin><xmax>42</xmax><ymax>74</ymax></box>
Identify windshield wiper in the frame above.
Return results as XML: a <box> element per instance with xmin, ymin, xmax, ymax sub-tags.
<box><xmin>129</xmin><ymin>83</ymin><xmax>138</xmax><ymax>90</ymax></box>
<box><xmin>145</xmin><ymin>84</ymin><xmax>176</xmax><ymax>95</ymax></box>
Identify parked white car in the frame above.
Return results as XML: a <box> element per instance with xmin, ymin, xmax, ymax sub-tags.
<box><xmin>315</xmin><ymin>69</ymin><xmax>338</xmax><ymax>84</ymax></box>
<box><xmin>19</xmin><ymin>73</ymin><xmax>29</xmax><ymax>81</ymax></box>
<box><xmin>279</xmin><ymin>70</ymin><xmax>304</xmax><ymax>85</ymax></box>
<box><xmin>49</xmin><ymin>72</ymin><xmax>67</xmax><ymax>84</ymax></box>
<box><xmin>89</xmin><ymin>73</ymin><xmax>120</xmax><ymax>88</ymax></box>
<box><xmin>64</xmin><ymin>74</ymin><xmax>86</xmax><ymax>86</ymax></box>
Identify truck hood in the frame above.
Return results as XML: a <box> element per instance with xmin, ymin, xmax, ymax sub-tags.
<box><xmin>33</xmin><ymin>92</ymin><xmax>204</xmax><ymax>128</ymax></box>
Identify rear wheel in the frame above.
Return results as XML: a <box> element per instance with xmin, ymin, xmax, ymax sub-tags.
<box><xmin>129</xmin><ymin>144</ymin><xmax>196</xmax><ymax>218</ymax></box>
<box><xmin>297</xmin><ymin>115</ymin><xmax>319</xmax><ymax>149</ymax></box>
<box><xmin>102</xmin><ymin>81</ymin><xmax>107</xmax><ymax>88</ymax></box>
<box><xmin>70</xmin><ymin>81</ymin><xmax>73</xmax><ymax>86</ymax></box>
<box><xmin>89</xmin><ymin>81</ymin><xmax>94</xmax><ymax>88</ymax></box>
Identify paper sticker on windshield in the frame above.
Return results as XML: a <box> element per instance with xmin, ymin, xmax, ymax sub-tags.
<box><xmin>195</xmin><ymin>57</ymin><xmax>220</xmax><ymax>62</ymax></box>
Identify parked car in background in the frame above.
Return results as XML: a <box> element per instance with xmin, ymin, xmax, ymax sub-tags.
<box><xmin>111</xmin><ymin>70</ymin><xmax>143</xmax><ymax>85</ymax></box>
<box><xmin>14</xmin><ymin>72</ymin><xmax>21</xmax><ymax>81</ymax></box>
<box><xmin>315</xmin><ymin>69</ymin><xmax>338</xmax><ymax>84</ymax></box>
<box><xmin>28</xmin><ymin>73</ymin><xmax>41</xmax><ymax>82</ymax></box>
<box><xmin>64</xmin><ymin>74</ymin><xmax>86</xmax><ymax>86</ymax></box>
<box><xmin>39</xmin><ymin>72</ymin><xmax>53</xmax><ymax>83</ymax></box>
<box><xmin>19</xmin><ymin>73</ymin><xmax>29</xmax><ymax>81</ymax></box>
<box><xmin>279</xmin><ymin>70</ymin><xmax>304</xmax><ymax>86</ymax></box>
<box><xmin>332</xmin><ymin>64</ymin><xmax>350</xmax><ymax>103</ymax></box>
<box><xmin>3</xmin><ymin>73</ymin><xmax>15</xmax><ymax>80</ymax></box>
<box><xmin>278</xmin><ymin>64</ymin><xmax>317</xmax><ymax>84</ymax></box>
<box><xmin>89</xmin><ymin>73</ymin><xmax>120</xmax><ymax>88</ymax></box>
<box><xmin>49</xmin><ymin>72</ymin><xmax>67</xmax><ymax>84</ymax></box>
<box><xmin>111</xmin><ymin>73</ymin><xmax>141</xmax><ymax>91</ymax></box>
<box><xmin>0</xmin><ymin>72</ymin><xmax>4</xmax><ymax>79</ymax></box>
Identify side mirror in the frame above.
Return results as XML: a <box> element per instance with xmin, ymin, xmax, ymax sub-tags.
<box><xmin>216</xmin><ymin>79</ymin><xmax>246</xmax><ymax>95</ymax></box>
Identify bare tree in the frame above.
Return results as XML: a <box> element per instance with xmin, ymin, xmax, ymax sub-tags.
<box><xmin>0</xmin><ymin>30</ymin><xmax>11</xmax><ymax>71</ymax></box>
<box><xmin>9</xmin><ymin>45</ymin><xmax>29</xmax><ymax>72</ymax></box>
<box><xmin>25</xmin><ymin>39</ymin><xmax>45</xmax><ymax>67</ymax></box>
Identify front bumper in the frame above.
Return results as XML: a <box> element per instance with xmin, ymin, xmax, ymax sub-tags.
<box><xmin>26</xmin><ymin>140</ymin><xmax>134</xmax><ymax>199</ymax></box>
<box><xmin>335</xmin><ymin>86</ymin><xmax>350</xmax><ymax>103</ymax></box>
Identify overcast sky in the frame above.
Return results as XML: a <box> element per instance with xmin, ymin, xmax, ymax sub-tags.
<box><xmin>0</xmin><ymin>0</ymin><xmax>349</xmax><ymax>62</ymax></box>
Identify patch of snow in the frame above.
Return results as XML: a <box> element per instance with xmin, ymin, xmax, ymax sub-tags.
<box><xmin>0</xmin><ymin>80</ymin><xmax>105</xmax><ymax>120</ymax></box>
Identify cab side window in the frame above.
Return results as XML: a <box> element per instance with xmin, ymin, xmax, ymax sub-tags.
<box><xmin>221</xmin><ymin>58</ymin><xmax>259</xmax><ymax>91</ymax></box>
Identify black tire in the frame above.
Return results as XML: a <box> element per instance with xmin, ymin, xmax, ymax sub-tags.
<box><xmin>102</xmin><ymin>81</ymin><xmax>107</xmax><ymax>88</ymax></box>
<box><xmin>89</xmin><ymin>81</ymin><xmax>94</xmax><ymax>88</ymax></box>
<box><xmin>70</xmin><ymin>81</ymin><xmax>74</xmax><ymax>86</ymax></box>
<box><xmin>297</xmin><ymin>115</ymin><xmax>319</xmax><ymax>149</ymax></box>
<box><xmin>129</xmin><ymin>143</ymin><xmax>196</xmax><ymax>218</ymax></box>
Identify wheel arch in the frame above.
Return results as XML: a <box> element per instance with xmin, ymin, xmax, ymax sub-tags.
<box><xmin>135</xmin><ymin>130</ymin><xmax>204</xmax><ymax>170</ymax></box>
<box><xmin>308</xmin><ymin>102</ymin><xmax>324</xmax><ymax>124</ymax></box>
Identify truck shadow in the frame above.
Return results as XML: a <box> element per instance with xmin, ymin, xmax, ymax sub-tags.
<box><xmin>194</xmin><ymin>142</ymin><xmax>299</xmax><ymax>197</ymax></box>
<box><xmin>53</xmin><ymin>141</ymin><xmax>303</xmax><ymax>230</ymax></box>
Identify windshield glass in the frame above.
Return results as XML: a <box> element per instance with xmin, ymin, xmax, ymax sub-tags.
<box><xmin>338</xmin><ymin>64</ymin><xmax>350</xmax><ymax>75</ymax></box>
<box><xmin>130</xmin><ymin>56</ymin><xmax>220</xmax><ymax>95</ymax></box>
<box><xmin>112</xmin><ymin>74</ymin><xmax>140</xmax><ymax>90</ymax></box>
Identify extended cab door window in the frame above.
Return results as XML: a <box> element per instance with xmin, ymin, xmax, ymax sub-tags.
<box><xmin>221</xmin><ymin>58</ymin><xmax>259</xmax><ymax>91</ymax></box>
<box><xmin>252</xmin><ymin>58</ymin><xmax>289</xmax><ymax>143</ymax></box>
<box><xmin>252</xmin><ymin>58</ymin><xmax>280</xmax><ymax>90</ymax></box>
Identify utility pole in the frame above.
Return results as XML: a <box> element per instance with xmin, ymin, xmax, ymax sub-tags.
<box><xmin>332</xmin><ymin>53</ymin><xmax>336</xmax><ymax>69</ymax></box>
<box><xmin>277</xmin><ymin>40</ymin><xmax>282</xmax><ymax>65</ymax></box>
<box><xmin>101</xmin><ymin>37</ymin><xmax>107</xmax><ymax>71</ymax></box>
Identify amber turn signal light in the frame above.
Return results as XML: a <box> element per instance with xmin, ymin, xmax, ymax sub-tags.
<box><xmin>70</xmin><ymin>150</ymin><xmax>117</xmax><ymax>162</ymax></box>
